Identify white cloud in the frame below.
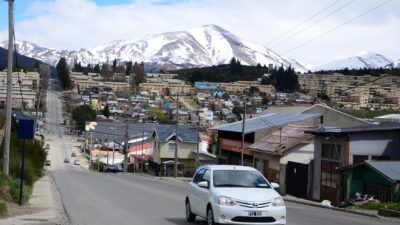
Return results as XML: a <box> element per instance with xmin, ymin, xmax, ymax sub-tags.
<box><xmin>0</xmin><ymin>0</ymin><xmax>399</xmax><ymax>64</ymax></box>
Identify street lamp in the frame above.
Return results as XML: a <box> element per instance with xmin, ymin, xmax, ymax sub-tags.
<box><xmin>85</xmin><ymin>121</ymin><xmax>97</xmax><ymax>165</ymax></box>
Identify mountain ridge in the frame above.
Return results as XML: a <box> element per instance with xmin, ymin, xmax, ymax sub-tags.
<box><xmin>1</xmin><ymin>25</ymin><xmax>297</xmax><ymax>71</ymax></box>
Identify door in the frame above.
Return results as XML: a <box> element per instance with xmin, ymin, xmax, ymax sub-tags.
<box><xmin>320</xmin><ymin>160</ymin><xmax>339</xmax><ymax>203</ymax></box>
<box><xmin>189</xmin><ymin>168</ymin><xmax>206</xmax><ymax>215</ymax></box>
<box><xmin>286</xmin><ymin>161</ymin><xmax>309</xmax><ymax>198</ymax></box>
<box><xmin>197</xmin><ymin>169</ymin><xmax>211</xmax><ymax>218</ymax></box>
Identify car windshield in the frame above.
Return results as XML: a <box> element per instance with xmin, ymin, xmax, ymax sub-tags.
<box><xmin>213</xmin><ymin>170</ymin><xmax>271</xmax><ymax>188</ymax></box>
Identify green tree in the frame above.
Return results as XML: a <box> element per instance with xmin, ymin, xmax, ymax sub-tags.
<box><xmin>262</xmin><ymin>96</ymin><xmax>269</xmax><ymax>106</ymax></box>
<box><xmin>249</xmin><ymin>86</ymin><xmax>260</xmax><ymax>96</ymax></box>
<box><xmin>125</xmin><ymin>61</ymin><xmax>133</xmax><ymax>76</ymax></box>
<box><xmin>102</xmin><ymin>104</ymin><xmax>110</xmax><ymax>118</ymax></box>
<box><xmin>223</xmin><ymin>93</ymin><xmax>230</xmax><ymax>100</ymax></box>
<box><xmin>56</xmin><ymin>57</ymin><xmax>71</xmax><ymax>90</ymax></box>
<box><xmin>112</xmin><ymin>59</ymin><xmax>117</xmax><ymax>72</ymax></box>
<box><xmin>72</xmin><ymin>105</ymin><xmax>97</xmax><ymax>131</ymax></box>
<box><xmin>101</xmin><ymin>63</ymin><xmax>113</xmax><ymax>80</ymax></box>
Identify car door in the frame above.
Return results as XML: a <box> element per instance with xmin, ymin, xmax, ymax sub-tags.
<box><xmin>189</xmin><ymin>168</ymin><xmax>206</xmax><ymax>215</ymax></box>
<box><xmin>197</xmin><ymin>169</ymin><xmax>211</xmax><ymax>218</ymax></box>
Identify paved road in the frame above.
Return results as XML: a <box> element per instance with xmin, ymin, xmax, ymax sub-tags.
<box><xmin>46</xmin><ymin>83</ymin><xmax>399</xmax><ymax>225</ymax></box>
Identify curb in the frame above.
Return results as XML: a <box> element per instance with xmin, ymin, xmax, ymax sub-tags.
<box><xmin>283</xmin><ymin>197</ymin><xmax>378</xmax><ymax>218</ymax></box>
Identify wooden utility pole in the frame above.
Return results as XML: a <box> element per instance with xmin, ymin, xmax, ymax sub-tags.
<box><xmin>3</xmin><ymin>0</ymin><xmax>14</xmax><ymax>176</ymax></box>
<box><xmin>174</xmin><ymin>95</ymin><xmax>179</xmax><ymax>178</ymax></box>
<box><xmin>123</xmin><ymin>122</ymin><xmax>128</xmax><ymax>173</ymax></box>
<box><xmin>240</xmin><ymin>97</ymin><xmax>247</xmax><ymax>166</ymax></box>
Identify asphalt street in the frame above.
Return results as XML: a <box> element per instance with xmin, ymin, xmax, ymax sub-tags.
<box><xmin>46</xmin><ymin>81</ymin><xmax>399</xmax><ymax>225</ymax></box>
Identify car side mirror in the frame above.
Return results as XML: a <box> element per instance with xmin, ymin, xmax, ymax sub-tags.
<box><xmin>271</xmin><ymin>182</ymin><xmax>280</xmax><ymax>189</ymax></box>
<box><xmin>198</xmin><ymin>181</ymin><xmax>209</xmax><ymax>189</ymax></box>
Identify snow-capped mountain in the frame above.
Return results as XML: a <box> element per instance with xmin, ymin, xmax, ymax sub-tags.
<box><xmin>385</xmin><ymin>59</ymin><xmax>400</xmax><ymax>69</ymax></box>
<box><xmin>286</xmin><ymin>58</ymin><xmax>309</xmax><ymax>73</ymax></box>
<box><xmin>311</xmin><ymin>53</ymin><xmax>394</xmax><ymax>71</ymax></box>
<box><xmin>1</xmin><ymin>25</ymin><xmax>302</xmax><ymax>71</ymax></box>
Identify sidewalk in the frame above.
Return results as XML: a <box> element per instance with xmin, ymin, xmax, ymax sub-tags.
<box><xmin>283</xmin><ymin>195</ymin><xmax>400</xmax><ymax>222</ymax></box>
<box><xmin>0</xmin><ymin>173</ymin><xmax>69</xmax><ymax>225</ymax></box>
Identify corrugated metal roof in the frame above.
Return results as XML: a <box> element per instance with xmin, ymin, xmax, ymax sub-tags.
<box><xmin>366</xmin><ymin>161</ymin><xmax>400</xmax><ymax>182</ymax></box>
<box><xmin>211</xmin><ymin>113</ymin><xmax>320</xmax><ymax>133</ymax></box>
<box><xmin>247</xmin><ymin>125</ymin><xmax>314</xmax><ymax>155</ymax></box>
<box><xmin>306</xmin><ymin>124</ymin><xmax>400</xmax><ymax>135</ymax></box>
<box><xmin>90</xmin><ymin>122</ymin><xmax>198</xmax><ymax>143</ymax></box>
<box><xmin>155</xmin><ymin>124</ymin><xmax>198</xmax><ymax>143</ymax></box>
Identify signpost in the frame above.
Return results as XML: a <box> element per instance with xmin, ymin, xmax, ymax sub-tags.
<box><xmin>17</xmin><ymin>119</ymin><xmax>34</xmax><ymax>205</ymax></box>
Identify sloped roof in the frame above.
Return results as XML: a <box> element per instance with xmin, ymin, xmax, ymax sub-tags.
<box><xmin>366</xmin><ymin>161</ymin><xmax>400</xmax><ymax>182</ymax></box>
<box><xmin>248</xmin><ymin>124</ymin><xmax>314</xmax><ymax>155</ymax></box>
<box><xmin>211</xmin><ymin>113</ymin><xmax>319</xmax><ymax>134</ymax></box>
<box><xmin>306</xmin><ymin>124</ymin><xmax>400</xmax><ymax>135</ymax></box>
<box><xmin>155</xmin><ymin>124</ymin><xmax>198</xmax><ymax>143</ymax></box>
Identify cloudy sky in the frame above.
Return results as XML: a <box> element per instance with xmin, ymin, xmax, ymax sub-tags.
<box><xmin>0</xmin><ymin>0</ymin><xmax>399</xmax><ymax>65</ymax></box>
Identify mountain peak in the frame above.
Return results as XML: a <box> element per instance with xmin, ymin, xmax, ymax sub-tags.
<box><xmin>312</xmin><ymin>53</ymin><xmax>394</xmax><ymax>71</ymax></box>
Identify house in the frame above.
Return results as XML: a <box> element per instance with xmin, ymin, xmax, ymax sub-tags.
<box><xmin>306</xmin><ymin>124</ymin><xmax>400</xmax><ymax>205</ymax></box>
<box><xmin>150</xmin><ymin>124</ymin><xmax>200</xmax><ymax>177</ymax></box>
<box><xmin>340</xmin><ymin>161</ymin><xmax>400</xmax><ymax>203</ymax></box>
<box><xmin>210</xmin><ymin>113</ymin><xmax>321</xmax><ymax>166</ymax></box>
<box><xmin>247</xmin><ymin>123</ymin><xmax>316</xmax><ymax>197</ymax></box>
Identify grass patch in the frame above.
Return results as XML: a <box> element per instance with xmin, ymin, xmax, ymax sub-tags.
<box><xmin>0</xmin><ymin>202</ymin><xmax>6</xmax><ymax>217</ymax></box>
<box><xmin>357</xmin><ymin>202</ymin><xmax>400</xmax><ymax>211</ymax></box>
<box><xmin>9</xmin><ymin>179</ymin><xmax>32</xmax><ymax>205</ymax></box>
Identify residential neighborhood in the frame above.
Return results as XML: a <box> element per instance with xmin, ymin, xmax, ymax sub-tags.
<box><xmin>0</xmin><ymin>1</ymin><xmax>400</xmax><ymax>225</ymax></box>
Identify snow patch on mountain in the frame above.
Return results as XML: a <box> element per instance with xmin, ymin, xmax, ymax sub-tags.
<box><xmin>2</xmin><ymin>25</ymin><xmax>296</xmax><ymax>71</ymax></box>
<box><xmin>312</xmin><ymin>53</ymin><xmax>394</xmax><ymax>71</ymax></box>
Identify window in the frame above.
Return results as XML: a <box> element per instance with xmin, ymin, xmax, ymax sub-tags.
<box><xmin>213</xmin><ymin>170</ymin><xmax>270</xmax><ymax>188</ymax></box>
<box><xmin>321</xmin><ymin>143</ymin><xmax>341</xmax><ymax>161</ymax></box>
<box><xmin>168</xmin><ymin>142</ymin><xmax>176</xmax><ymax>151</ymax></box>
<box><xmin>193</xmin><ymin>168</ymin><xmax>206</xmax><ymax>184</ymax></box>
<box><xmin>202</xmin><ymin>170</ymin><xmax>210</xmax><ymax>182</ymax></box>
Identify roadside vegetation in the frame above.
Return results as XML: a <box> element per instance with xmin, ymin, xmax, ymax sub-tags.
<box><xmin>357</xmin><ymin>202</ymin><xmax>400</xmax><ymax>211</ymax></box>
<box><xmin>0</xmin><ymin>115</ymin><xmax>47</xmax><ymax>216</ymax></box>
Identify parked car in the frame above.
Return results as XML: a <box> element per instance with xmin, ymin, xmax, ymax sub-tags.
<box><xmin>103</xmin><ymin>164</ymin><xmax>121</xmax><ymax>173</ymax></box>
<box><xmin>64</xmin><ymin>158</ymin><xmax>70</xmax><ymax>163</ymax></box>
<box><xmin>71</xmin><ymin>152</ymin><xmax>76</xmax><ymax>157</ymax></box>
<box><xmin>44</xmin><ymin>160</ymin><xmax>51</xmax><ymax>166</ymax></box>
<box><xmin>45</xmin><ymin>144</ymin><xmax>50</xmax><ymax>149</ymax></box>
<box><xmin>185</xmin><ymin>165</ymin><xmax>286</xmax><ymax>225</ymax></box>
<box><xmin>74</xmin><ymin>159</ymin><xmax>81</xmax><ymax>165</ymax></box>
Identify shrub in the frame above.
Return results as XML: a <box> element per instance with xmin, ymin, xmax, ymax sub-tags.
<box><xmin>0</xmin><ymin>202</ymin><xmax>6</xmax><ymax>218</ymax></box>
<box><xmin>358</xmin><ymin>202</ymin><xmax>400</xmax><ymax>211</ymax></box>
<box><xmin>9</xmin><ymin>179</ymin><xmax>32</xmax><ymax>204</ymax></box>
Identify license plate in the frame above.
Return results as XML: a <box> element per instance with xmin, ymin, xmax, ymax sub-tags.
<box><xmin>248</xmin><ymin>211</ymin><xmax>262</xmax><ymax>217</ymax></box>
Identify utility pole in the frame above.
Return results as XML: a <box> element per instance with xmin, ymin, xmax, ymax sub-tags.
<box><xmin>240</xmin><ymin>97</ymin><xmax>247</xmax><ymax>166</ymax></box>
<box><xmin>34</xmin><ymin>86</ymin><xmax>42</xmax><ymax>133</ymax></box>
<box><xmin>3</xmin><ymin>0</ymin><xmax>14</xmax><ymax>176</ymax></box>
<box><xmin>140</xmin><ymin>122</ymin><xmax>145</xmax><ymax>175</ymax></box>
<box><xmin>123</xmin><ymin>122</ymin><xmax>129</xmax><ymax>173</ymax></box>
<box><xmin>174</xmin><ymin>95</ymin><xmax>179</xmax><ymax>178</ymax></box>
<box><xmin>195</xmin><ymin>108</ymin><xmax>200</xmax><ymax>169</ymax></box>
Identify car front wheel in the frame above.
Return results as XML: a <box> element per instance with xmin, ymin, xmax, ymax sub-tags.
<box><xmin>185</xmin><ymin>200</ymin><xmax>196</xmax><ymax>222</ymax></box>
<box><xmin>207</xmin><ymin>206</ymin><xmax>216</xmax><ymax>225</ymax></box>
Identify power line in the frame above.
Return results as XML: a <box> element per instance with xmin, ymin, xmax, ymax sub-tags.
<box><xmin>266</xmin><ymin>0</ymin><xmax>342</xmax><ymax>45</ymax></box>
<box><xmin>270</xmin><ymin>0</ymin><xmax>356</xmax><ymax>49</ymax></box>
<box><xmin>280</xmin><ymin>0</ymin><xmax>393</xmax><ymax>56</ymax></box>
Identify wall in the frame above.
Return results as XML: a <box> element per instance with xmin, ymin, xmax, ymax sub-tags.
<box><xmin>312</xmin><ymin>135</ymin><xmax>346</xmax><ymax>201</ymax></box>
<box><xmin>280</xmin><ymin>143</ymin><xmax>314</xmax><ymax>165</ymax></box>
<box><xmin>349</xmin><ymin>131</ymin><xmax>400</xmax><ymax>160</ymax></box>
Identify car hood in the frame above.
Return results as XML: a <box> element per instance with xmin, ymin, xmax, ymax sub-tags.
<box><xmin>213</xmin><ymin>188</ymin><xmax>281</xmax><ymax>202</ymax></box>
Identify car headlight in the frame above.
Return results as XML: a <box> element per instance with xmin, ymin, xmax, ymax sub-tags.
<box><xmin>272</xmin><ymin>197</ymin><xmax>285</xmax><ymax>207</ymax></box>
<box><xmin>218</xmin><ymin>196</ymin><xmax>236</xmax><ymax>206</ymax></box>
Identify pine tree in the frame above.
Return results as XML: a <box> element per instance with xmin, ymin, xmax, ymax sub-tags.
<box><xmin>103</xmin><ymin>104</ymin><xmax>110</xmax><ymax>118</ymax></box>
<box><xmin>56</xmin><ymin>57</ymin><xmax>71</xmax><ymax>90</ymax></box>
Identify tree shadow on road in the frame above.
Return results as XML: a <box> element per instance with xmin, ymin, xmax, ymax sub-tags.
<box><xmin>165</xmin><ymin>218</ymin><xmax>207</xmax><ymax>225</ymax></box>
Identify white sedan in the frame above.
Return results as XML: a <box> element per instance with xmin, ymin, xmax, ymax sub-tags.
<box><xmin>185</xmin><ymin>165</ymin><xmax>286</xmax><ymax>225</ymax></box>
